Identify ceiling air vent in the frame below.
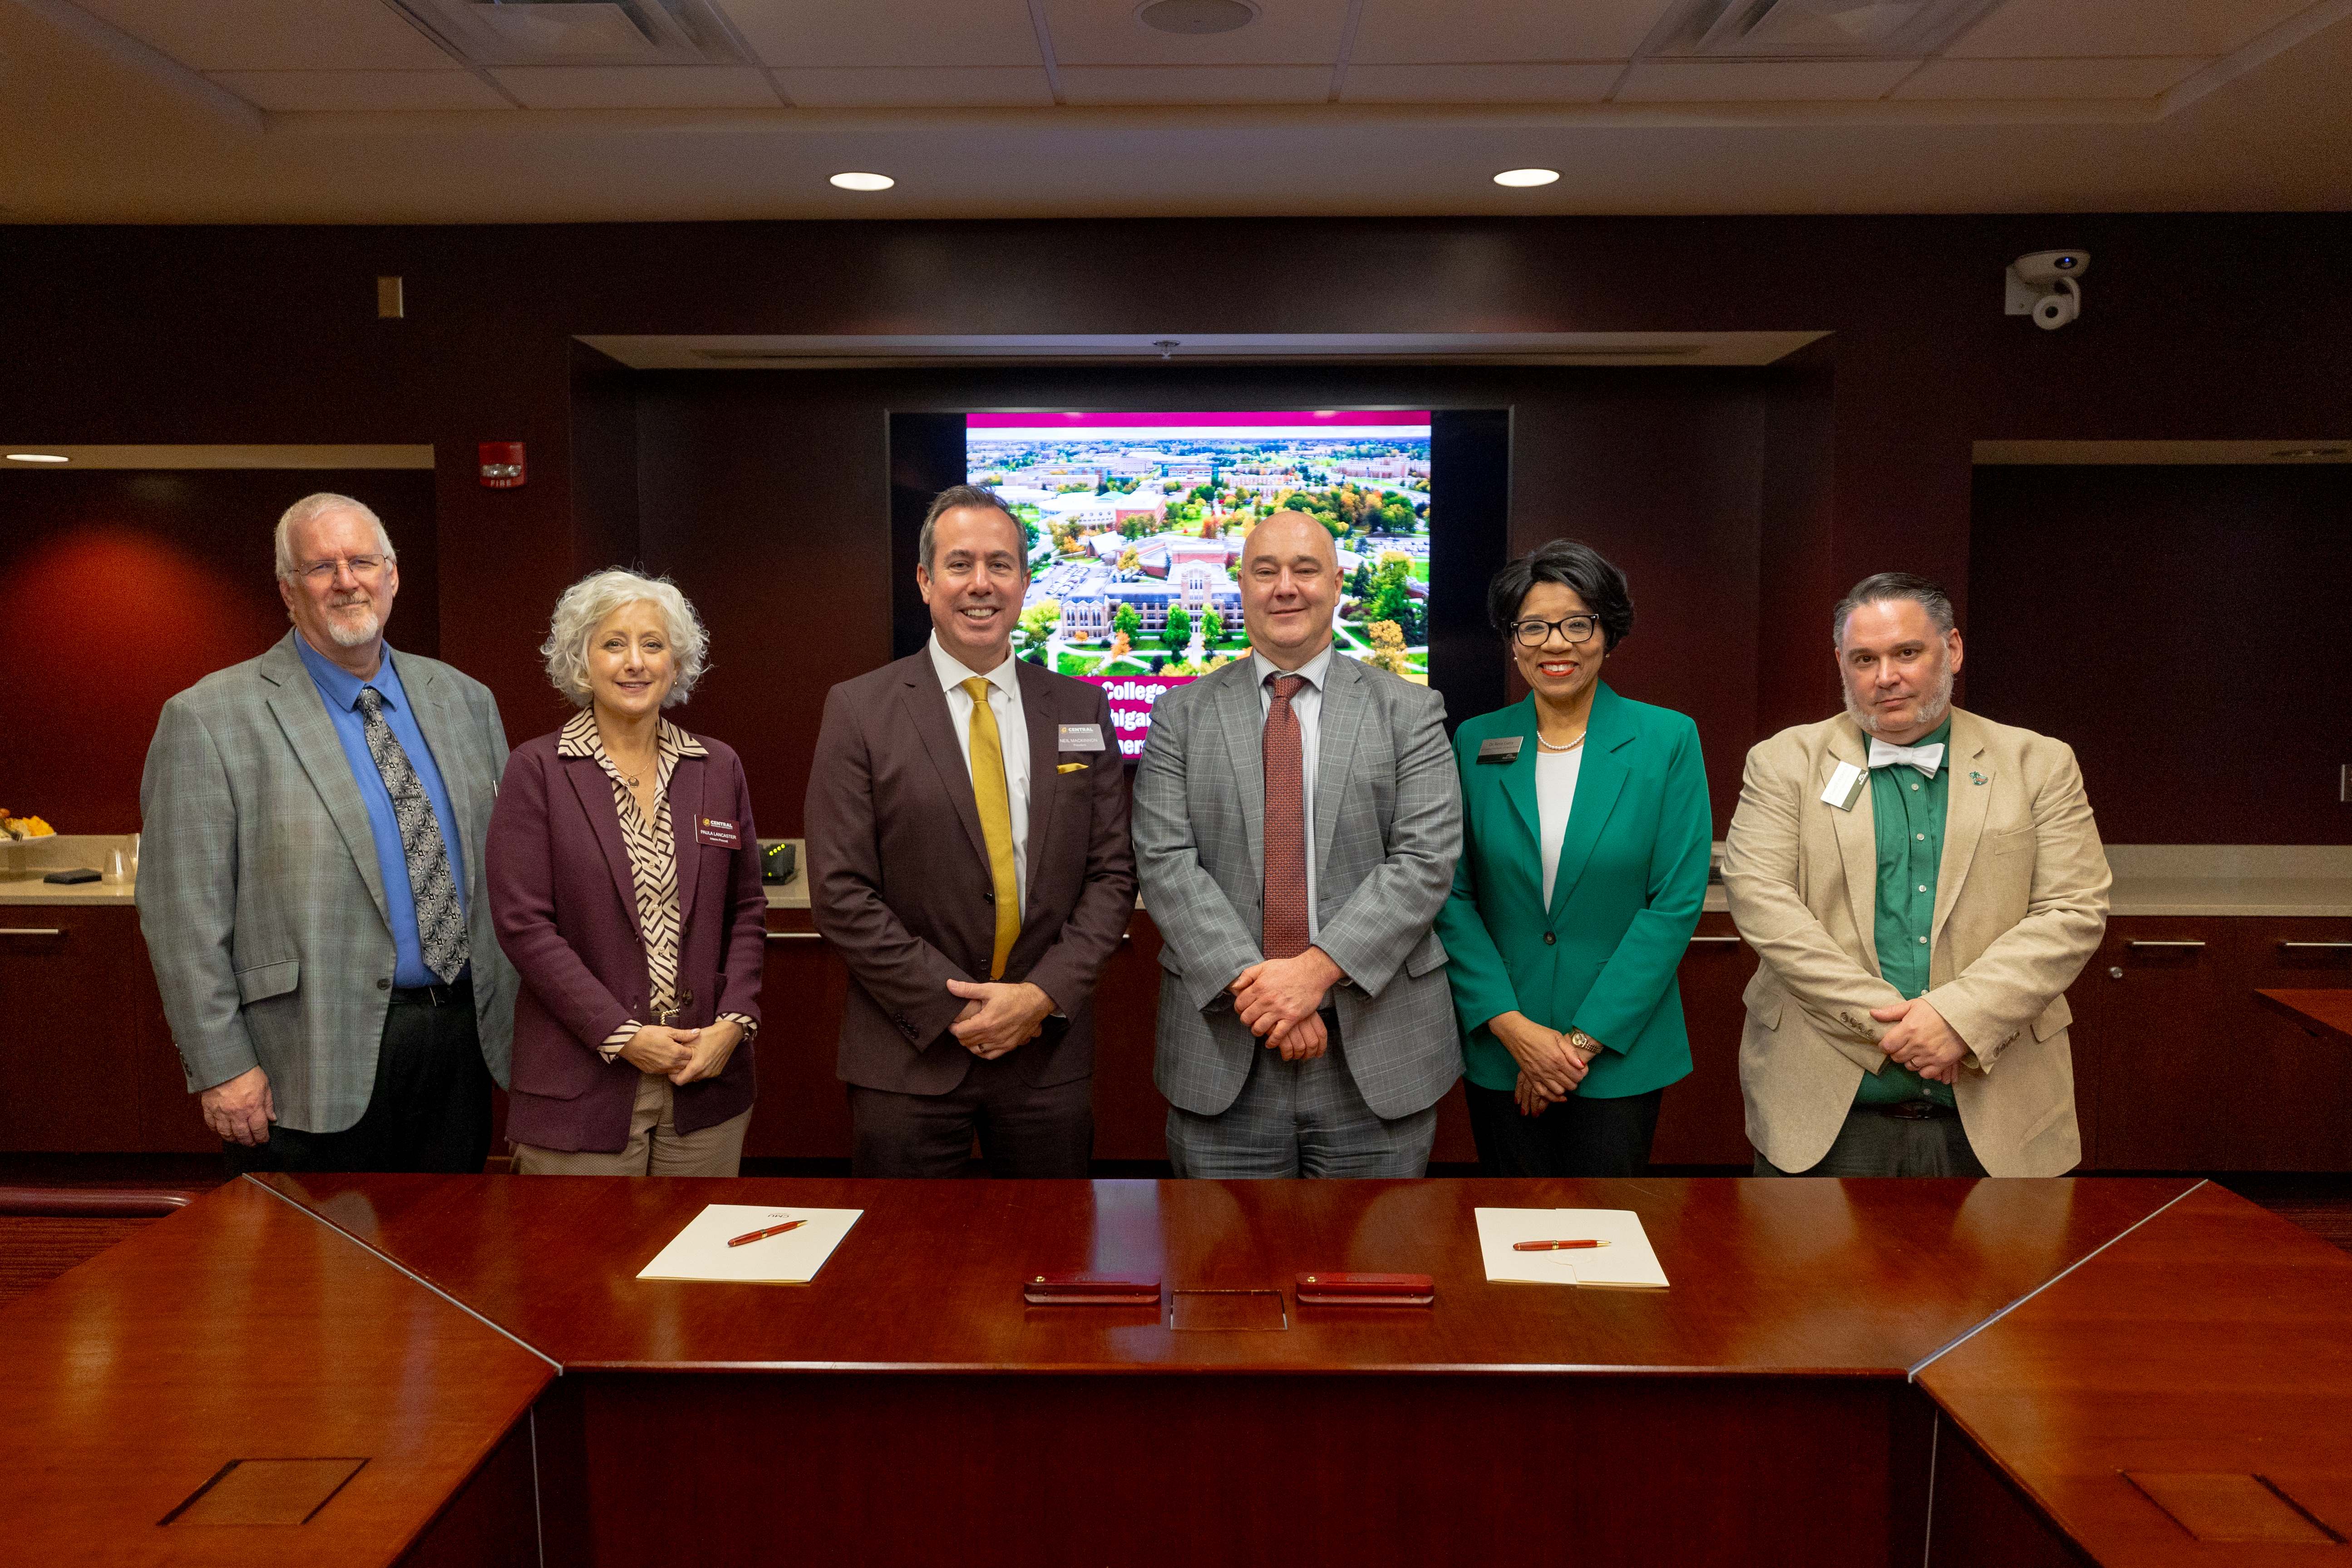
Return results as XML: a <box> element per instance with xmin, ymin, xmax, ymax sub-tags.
<box><xmin>1637</xmin><ymin>0</ymin><xmax>2004</xmax><ymax>58</ymax></box>
<box><xmin>384</xmin><ymin>0</ymin><xmax>747</xmax><ymax>67</ymax></box>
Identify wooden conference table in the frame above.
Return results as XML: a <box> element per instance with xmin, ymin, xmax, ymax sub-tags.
<box><xmin>5</xmin><ymin>1173</ymin><xmax>2347</xmax><ymax>1567</ymax></box>
<box><xmin>2258</xmin><ymin>986</ymin><xmax>2352</xmax><ymax>1048</ymax></box>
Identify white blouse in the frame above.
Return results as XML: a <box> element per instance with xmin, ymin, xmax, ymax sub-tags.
<box><xmin>1536</xmin><ymin>744</ymin><xmax>1585</xmax><ymax>909</ymax></box>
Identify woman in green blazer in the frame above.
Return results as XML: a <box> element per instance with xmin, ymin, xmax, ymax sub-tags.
<box><xmin>1435</xmin><ymin>541</ymin><xmax>1713</xmax><ymax>1176</ymax></box>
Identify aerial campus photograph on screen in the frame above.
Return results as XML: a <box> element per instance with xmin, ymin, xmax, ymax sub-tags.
<box><xmin>965</xmin><ymin>409</ymin><xmax>1434</xmax><ymax>759</ymax></box>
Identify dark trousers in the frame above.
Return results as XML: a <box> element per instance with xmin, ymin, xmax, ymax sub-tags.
<box><xmin>1751</xmin><ymin>1104</ymin><xmax>1989</xmax><ymax>1178</ymax></box>
<box><xmin>848</xmin><ymin>1045</ymin><xmax>1093</xmax><ymax>1178</ymax></box>
<box><xmin>225</xmin><ymin>980</ymin><xmax>494</xmax><ymax>1176</ymax></box>
<box><xmin>1464</xmin><ymin>1081</ymin><xmax>1664</xmax><ymax>1178</ymax></box>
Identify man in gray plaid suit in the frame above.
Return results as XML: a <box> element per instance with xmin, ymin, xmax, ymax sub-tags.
<box><xmin>138</xmin><ymin>493</ymin><xmax>513</xmax><ymax>1172</ymax></box>
<box><xmin>1134</xmin><ymin>511</ymin><xmax>1462</xmax><ymax>1177</ymax></box>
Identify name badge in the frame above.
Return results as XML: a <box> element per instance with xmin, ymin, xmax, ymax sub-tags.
<box><xmin>1058</xmin><ymin>724</ymin><xmax>1107</xmax><ymax>753</ymax></box>
<box><xmin>1476</xmin><ymin>735</ymin><xmax>1524</xmax><ymax>763</ymax></box>
<box><xmin>1819</xmin><ymin>761</ymin><xmax>1867</xmax><ymax>812</ymax></box>
<box><xmin>695</xmin><ymin>815</ymin><xmax>742</xmax><ymax>849</ymax></box>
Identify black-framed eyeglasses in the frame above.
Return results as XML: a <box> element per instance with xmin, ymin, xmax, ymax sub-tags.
<box><xmin>1509</xmin><ymin>615</ymin><xmax>1600</xmax><ymax>648</ymax></box>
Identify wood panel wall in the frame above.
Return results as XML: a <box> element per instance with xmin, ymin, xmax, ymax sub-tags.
<box><xmin>4</xmin><ymin>213</ymin><xmax>2349</xmax><ymax>843</ymax></box>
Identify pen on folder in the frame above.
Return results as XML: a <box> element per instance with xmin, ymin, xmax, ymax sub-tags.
<box><xmin>726</xmin><ymin>1219</ymin><xmax>808</xmax><ymax>1248</ymax></box>
<box><xmin>1512</xmin><ymin>1239</ymin><xmax>1609</xmax><ymax>1251</ymax></box>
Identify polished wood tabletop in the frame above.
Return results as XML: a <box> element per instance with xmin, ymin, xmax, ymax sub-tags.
<box><xmin>0</xmin><ymin>1177</ymin><xmax>552</xmax><ymax>1568</ymax></box>
<box><xmin>1917</xmin><ymin>1180</ymin><xmax>2352</xmax><ymax>1565</ymax></box>
<box><xmin>2257</xmin><ymin>986</ymin><xmax>2352</xmax><ymax>1047</ymax></box>
<box><xmin>261</xmin><ymin>1172</ymin><xmax>2197</xmax><ymax>1375</ymax></box>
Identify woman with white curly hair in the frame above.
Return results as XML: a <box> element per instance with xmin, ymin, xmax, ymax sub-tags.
<box><xmin>486</xmin><ymin>568</ymin><xmax>765</xmax><ymax>1175</ymax></box>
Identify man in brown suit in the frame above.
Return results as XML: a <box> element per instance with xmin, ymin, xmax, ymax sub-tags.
<box><xmin>806</xmin><ymin>484</ymin><xmax>1137</xmax><ymax>1176</ymax></box>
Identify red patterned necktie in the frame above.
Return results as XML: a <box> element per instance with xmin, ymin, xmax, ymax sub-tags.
<box><xmin>1262</xmin><ymin>673</ymin><xmax>1310</xmax><ymax>960</ymax></box>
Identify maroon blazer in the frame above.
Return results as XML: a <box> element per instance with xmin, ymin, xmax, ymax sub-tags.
<box><xmin>805</xmin><ymin>653</ymin><xmax>1137</xmax><ymax>1096</ymax></box>
<box><xmin>487</xmin><ymin>727</ymin><xmax>765</xmax><ymax>1153</ymax></box>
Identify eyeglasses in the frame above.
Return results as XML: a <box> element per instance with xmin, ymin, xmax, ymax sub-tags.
<box><xmin>298</xmin><ymin>554</ymin><xmax>388</xmax><ymax>586</ymax></box>
<box><xmin>1509</xmin><ymin>615</ymin><xmax>1600</xmax><ymax>648</ymax></box>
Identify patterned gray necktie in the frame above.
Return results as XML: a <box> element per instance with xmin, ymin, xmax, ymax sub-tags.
<box><xmin>356</xmin><ymin>687</ymin><xmax>469</xmax><ymax>984</ymax></box>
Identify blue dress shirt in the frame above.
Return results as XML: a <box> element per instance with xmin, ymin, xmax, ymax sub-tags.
<box><xmin>293</xmin><ymin>633</ymin><xmax>467</xmax><ymax>989</ymax></box>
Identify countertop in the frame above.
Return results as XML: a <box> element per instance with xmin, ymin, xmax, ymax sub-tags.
<box><xmin>9</xmin><ymin>839</ymin><xmax>2350</xmax><ymax>919</ymax></box>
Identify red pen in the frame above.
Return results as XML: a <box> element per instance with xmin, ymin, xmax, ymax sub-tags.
<box><xmin>1512</xmin><ymin>1239</ymin><xmax>1610</xmax><ymax>1251</ymax></box>
<box><xmin>727</xmin><ymin>1218</ymin><xmax>808</xmax><ymax>1248</ymax></box>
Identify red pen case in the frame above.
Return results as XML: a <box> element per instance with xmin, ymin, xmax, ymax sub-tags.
<box><xmin>1022</xmin><ymin>1272</ymin><xmax>1162</xmax><ymax>1306</ymax></box>
<box><xmin>1295</xmin><ymin>1272</ymin><xmax>1435</xmax><ymax>1306</ymax></box>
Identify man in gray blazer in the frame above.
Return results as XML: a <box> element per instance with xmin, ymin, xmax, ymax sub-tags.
<box><xmin>138</xmin><ymin>493</ymin><xmax>514</xmax><ymax>1172</ymax></box>
<box><xmin>1134</xmin><ymin>510</ymin><xmax>1461</xmax><ymax>1177</ymax></box>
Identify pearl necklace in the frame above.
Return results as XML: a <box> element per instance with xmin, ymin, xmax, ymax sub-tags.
<box><xmin>1535</xmin><ymin>730</ymin><xmax>1588</xmax><ymax>754</ymax></box>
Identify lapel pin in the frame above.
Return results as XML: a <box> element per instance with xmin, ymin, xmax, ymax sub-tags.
<box><xmin>1970</xmin><ymin>771</ymin><xmax>1987</xmax><ymax>785</ymax></box>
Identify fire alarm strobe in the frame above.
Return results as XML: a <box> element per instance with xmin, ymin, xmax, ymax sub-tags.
<box><xmin>479</xmin><ymin>441</ymin><xmax>525</xmax><ymax>488</ymax></box>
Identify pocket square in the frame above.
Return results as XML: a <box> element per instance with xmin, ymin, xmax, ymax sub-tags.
<box><xmin>1057</xmin><ymin>762</ymin><xmax>1090</xmax><ymax>774</ymax></box>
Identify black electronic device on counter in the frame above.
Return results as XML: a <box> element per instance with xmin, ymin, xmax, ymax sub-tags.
<box><xmin>42</xmin><ymin>868</ymin><xmax>102</xmax><ymax>885</ymax></box>
<box><xmin>760</xmin><ymin>840</ymin><xmax>797</xmax><ymax>885</ymax></box>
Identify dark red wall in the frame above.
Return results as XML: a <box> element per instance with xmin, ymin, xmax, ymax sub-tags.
<box><xmin>1968</xmin><ymin>463</ymin><xmax>2352</xmax><ymax>844</ymax></box>
<box><xmin>3</xmin><ymin>215</ymin><xmax>2348</xmax><ymax>842</ymax></box>
<box><xmin>0</xmin><ymin>469</ymin><xmax>437</xmax><ymax>832</ymax></box>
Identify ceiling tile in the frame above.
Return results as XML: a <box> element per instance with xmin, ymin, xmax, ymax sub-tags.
<box><xmin>1044</xmin><ymin>0</ymin><xmax>1351</xmax><ymax>66</ymax></box>
<box><xmin>1892</xmin><ymin>56</ymin><xmax>2209</xmax><ymax>99</ymax></box>
<box><xmin>1947</xmin><ymin>0</ymin><xmax>2317</xmax><ymax>60</ymax></box>
<box><xmin>775</xmin><ymin>66</ymin><xmax>1054</xmax><ymax>106</ymax></box>
<box><xmin>1613</xmin><ymin>59</ymin><xmax>1921</xmax><ymax>101</ymax></box>
<box><xmin>1339</xmin><ymin>62</ymin><xmax>1623</xmax><ymax>103</ymax></box>
<box><xmin>1056</xmin><ymin>65</ymin><xmax>1333</xmax><ymax>104</ymax></box>
<box><xmin>713</xmin><ymin>0</ymin><xmax>1042</xmax><ymax>69</ymax></box>
<box><xmin>74</xmin><ymin>0</ymin><xmax>457</xmax><ymax>72</ymax></box>
<box><xmin>1351</xmin><ymin>0</ymin><xmax>1672</xmax><ymax>65</ymax></box>
<box><xmin>485</xmin><ymin>66</ymin><xmax>785</xmax><ymax>109</ymax></box>
<box><xmin>205</xmin><ymin>69</ymin><xmax>510</xmax><ymax>112</ymax></box>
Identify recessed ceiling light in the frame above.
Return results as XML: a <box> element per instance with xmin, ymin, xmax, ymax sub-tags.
<box><xmin>1139</xmin><ymin>0</ymin><xmax>1257</xmax><ymax>35</ymax></box>
<box><xmin>5</xmin><ymin>453</ymin><xmax>69</xmax><ymax>463</ymax></box>
<box><xmin>829</xmin><ymin>172</ymin><xmax>893</xmax><ymax>192</ymax></box>
<box><xmin>1494</xmin><ymin>168</ymin><xmax>1561</xmax><ymax>188</ymax></box>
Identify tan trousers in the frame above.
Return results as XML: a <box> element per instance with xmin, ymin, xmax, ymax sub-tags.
<box><xmin>513</xmin><ymin>1072</ymin><xmax>749</xmax><ymax>1177</ymax></box>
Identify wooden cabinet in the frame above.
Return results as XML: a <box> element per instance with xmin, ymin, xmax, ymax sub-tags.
<box><xmin>0</xmin><ymin>908</ymin><xmax>135</xmax><ymax>1150</ymax></box>
<box><xmin>2071</xmin><ymin>915</ymin><xmax>2352</xmax><ymax>1171</ymax></box>
<box><xmin>40</xmin><ymin>898</ymin><xmax>2352</xmax><ymax>1172</ymax></box>
<box><xmin>127</xmin><ymin>920</ymin><xmax>213</xmax><ymax>1152</ymax></box>
<box><xmin>743</xmin><ymin>917</ymin><xmax>853</xmax><ymax>1160</ymax></box>
<box><xmin>1651</xmin><ymin>912</ymin><xmax>1760</xmax><ymax>1168</ymax></box>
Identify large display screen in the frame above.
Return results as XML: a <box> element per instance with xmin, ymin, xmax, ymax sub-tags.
<box><xmin>965</xmin><ymin>409</ymin><xmax>1434</xmax><ymax>759</ymax></box>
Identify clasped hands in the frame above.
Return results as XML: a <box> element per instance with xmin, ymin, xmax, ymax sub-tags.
<box><xmin>1870</xmin><ymin>996</ymin><xmax>1968</xmax><ymax>1084</ymax></box>
<box><xmin>1491</xmin><ymin>1011</ymin><xmax>1599</xmax><ymax>1117</ymax></box>
<box><xmin>1230</xmin><ymin>947</ymin><xmax>1344</xmax><ymax>1061</ymax></box>
<box><xmin>619</xmin><ymin>1018</ymin><xmax>745</xmax><ymax>1085</ymax></box>
<box><xmin>945</xmin><ymin>978</ymin><xmax>1056</xmax><ymax>1059</ymax></box>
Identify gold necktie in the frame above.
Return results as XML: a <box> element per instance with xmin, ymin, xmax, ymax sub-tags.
<box><xmin>961</xmin><ymin>676</ymin><xmax>1023</xmax><ymax>979</ymax></box>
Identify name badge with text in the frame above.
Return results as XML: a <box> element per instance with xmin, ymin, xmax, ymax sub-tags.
<box><xmin>1059</xmin><ymin>724</ymin><xmax>1108</xmax><ymax>753</ymax></box>
<box><xmin>1819</xmin><ymin>761</ymin><xmax>1867</xmax><ymax>812</ymax></box>
<box><xmin>1477</xmin><ymin>735</ymin><xmax>1524</xmax><ymax>764</ymax></box>
<box><xmin>695</xmin><ymin>815</ymin><xmax>742</xmax><ymax>849</ymax></box>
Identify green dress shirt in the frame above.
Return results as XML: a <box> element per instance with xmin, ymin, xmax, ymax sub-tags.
<box><xmin>1857</xmin><ymin>715</ymin><xmax>1956</xmax><ymax>1108</ymax></box>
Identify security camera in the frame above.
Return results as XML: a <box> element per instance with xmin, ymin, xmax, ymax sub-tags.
<box><xmin>2012</xmin><ymin>249</ymin><xmax>2088</xmax><ymax>285</ymax></box>
<box><xmin>2006</xmin><ymin>250</ymin><xmax>2089</xmax><ymax>330</ymax></box>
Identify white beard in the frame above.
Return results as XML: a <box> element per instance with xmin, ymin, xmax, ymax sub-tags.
<box><xmin>1845</xmin><ymin>658</ymin><xmax>1954</xmax><ymax>736</ymax></box>
<box><xmin>323</xmin><ymin>603</ymin><xmax>382</xmax><ymax>647</ymax></box>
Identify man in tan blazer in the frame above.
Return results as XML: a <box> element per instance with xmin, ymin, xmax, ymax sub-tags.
<box><xmin>806</xmin><ymin>485</ymin><xmax>1136</xmax><ymax>1177</ymax></box>
<box><xmin>1722</xmin><ymin>573</ymin><xmax>2109</xmax><ymax>1177</ymax></box>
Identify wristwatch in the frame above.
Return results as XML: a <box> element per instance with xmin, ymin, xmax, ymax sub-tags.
<box><xmin>1566</xmin><ymin>1029</ymin><xmax>1603</xmax><ymax>1061</ymax></box>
